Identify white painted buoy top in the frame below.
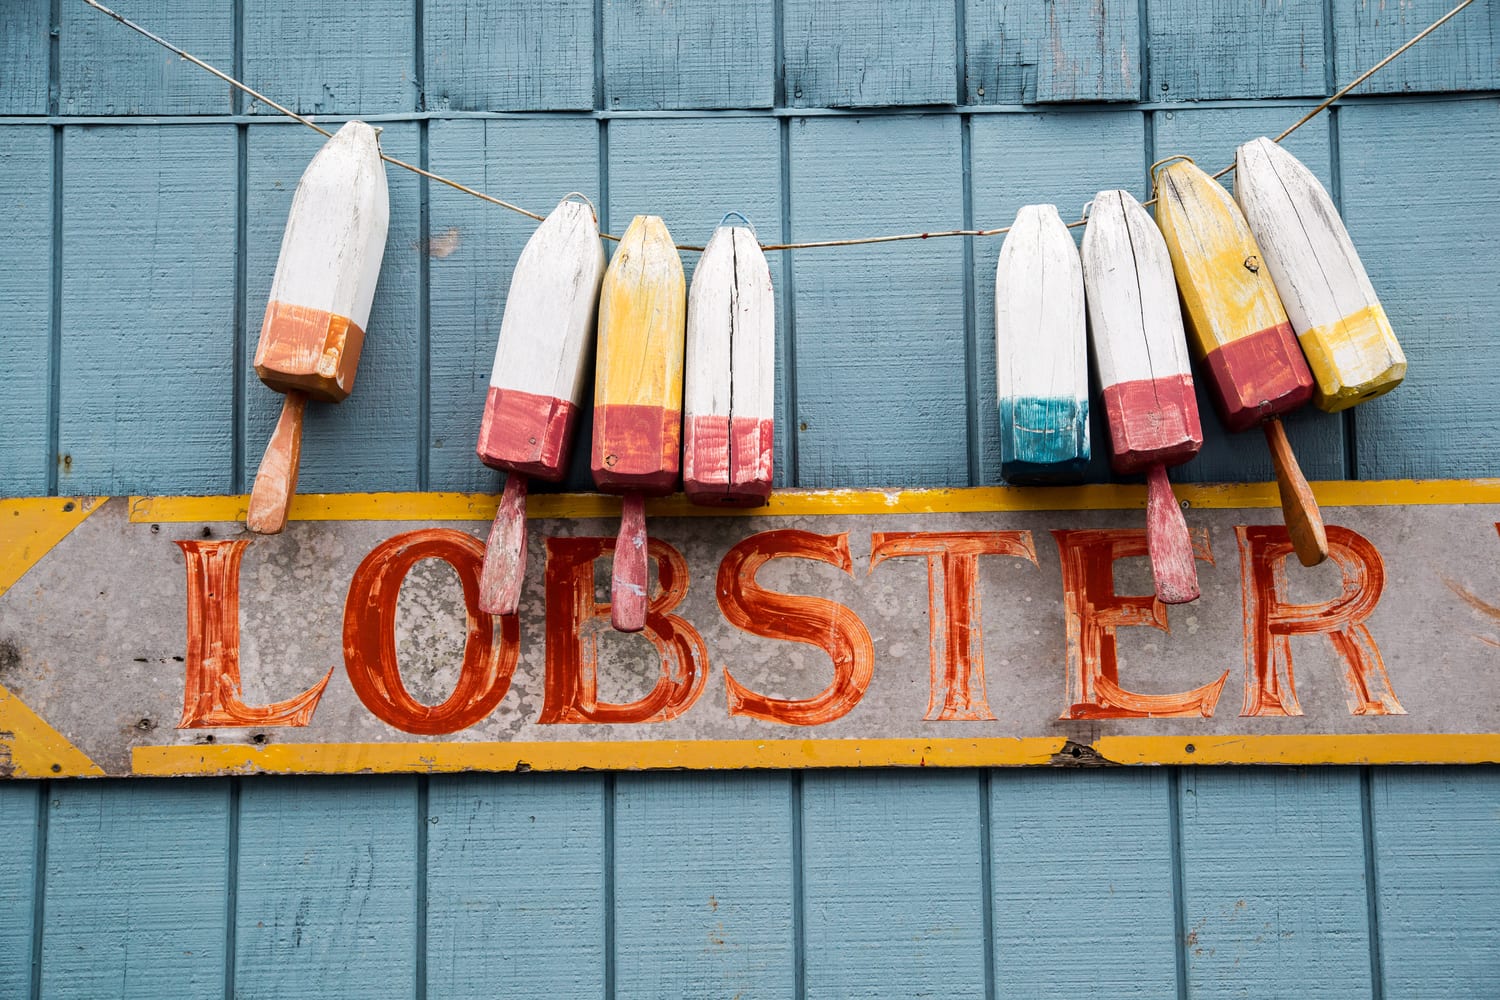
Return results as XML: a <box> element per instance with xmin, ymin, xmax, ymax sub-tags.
<box><xmin>993</xmin><ymin>203</ymin><xmax>1089</xmax><ymax>482</ymax></box>
<box><xmin>683</xmin><ymin>222</ymin><xmax>776</xmax><ymax>505</ymax></box>
<box><xmin>265</xmin><ymin>119</ymin><xmax>388</xmax><ymax>339</ymax></box>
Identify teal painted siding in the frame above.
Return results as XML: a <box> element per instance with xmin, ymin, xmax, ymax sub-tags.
<box><xmin>2</xmin><ymin>1</ymin><xmax>1499</xmax><ymax>996</ymax></box>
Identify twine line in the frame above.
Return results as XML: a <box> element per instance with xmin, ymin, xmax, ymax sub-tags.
<box><xmin>83</xmin><ymin>0</ymin><xmax>1475</xmax><ymax>253</ymax></box>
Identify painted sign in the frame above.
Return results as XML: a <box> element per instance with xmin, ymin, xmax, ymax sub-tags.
<box><xmin>2</xmin><ymin>481</ymin><xmax>1499</xmax><ymax>778</ymax></box>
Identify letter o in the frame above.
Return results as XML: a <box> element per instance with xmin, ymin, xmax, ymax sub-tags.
<box><xmin>343</xmin><ymin>529</ymin><xmax>519</xmax><ymax>735</ymax></box>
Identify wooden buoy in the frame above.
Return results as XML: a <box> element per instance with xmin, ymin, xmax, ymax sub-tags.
<box><xmin>592</xmin><ymin>216</ymin><xmax>686</xmax><ymax>633</ymax></box>
<box><xmin>1234</xmin><ymin>137</ymin><xmax>1406</xmax><ymax>412</ymax></box>
<box><xmin>1082</xmin><ymin>190</ymin><xmax>1203</xmax><ymax>605</ymax></box>
<box><xmin>994</xmin><ymin>204</ymin><xmax>1089</xmax><ymax>483</ymax></box>
<box><xmin>683</xmin><ymin>217</ymin><xmax>775</xmax><ymax>506</ymax></box>
<box><xmin>247</xmin><ymin>121</ymin><xmax>389</xmax><ymax>534</ymax></box>
<box><xmin>475</xmin><ymin>195</ymin><xmax>606</xmax><ymax>616</ymax></box>
<box><xmin>1153</xmin><ymin>157</ymin><xmax>1328</xmax><ymax>567</ymax></box>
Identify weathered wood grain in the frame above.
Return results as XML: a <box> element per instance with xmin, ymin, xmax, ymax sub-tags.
<box><xmin>0</xmin><ymin>0</ymin><xmax>49</xmax><ymax>114</ymax></box>
<box><xmin>989</xmin><ymin>770</ymin><xmax>1178</xmax><ymax>997</ymax></box>
<box><xmin>608</xmin><ymin>118</ymin><xmax>786</xmax><ymax>486</ymax></box>
<box><xmin>1333</xmin><ymin>0</ymin><xmax>1499</xmax><ymax>95</ymax></box>
<box><xmin>605</xmin><ymin>0</ymin><xmax>774</xmax><ymax>110</ymax></box>
<box><xmin>1178</xmin><ymin>769</ymin><xmax>1373</xmax><ymax>998</ymax></box>
<box><xmin>969</xmin><ymin>111</ymin><xmax>1144</xmax><ymax>486</ymax></box>
<box><xmin>1235</xmin><ymin>136</ymin><xmax>1406</xmax><ymax>412</ymax></box>
<box><xmin>42</xmin><ymin>781</ymin><xmax>229</xmax><ymax>997</ymax></box>
<box><xmin>784</xmin><ymin>0</ymin><xmax>957</xmax><ymax>107</ymax></box>
<box><xmin>965</xmin><ymin>0</ymin><xmax>1139</xmax><ymax>103</ymax></box>
<box><xmin>1371</xmin><ymin>768</ymin><xmax>1500</xmax><ymax>995</ymax></box>
<box><xmin>426</xmin><ymin>118</ymin><xmax>600</xmax><ymax>492</ymax></box>
<box><xmin>1147</xmin><ymin>0</ymin><xmax>1326</xmax><ymax>100</ymax></box>
<box><xmin>243</xmin><ymin>123</ymin><xmax>420</xmax><ymax>494</ymax></box>
<box><xmin>614</xmin><ymin>772</ymin><xmax>796</xmax><ymax>998</ymax></box>
<box><xmin>243</xmin><ymin>0</ymin><xmax>416</xmax><ymax>115</ymax></box>
<box><xmin>235</xmin><ymin>777</ymin><xmax>418</xmax><ymax>997</ymax></box>
<box><xmin>0</xmin><ymin>784</ymin><xmax>38</xmax><ymax>999</ymax></box>
<box><xmin>1153</xmin><ymin>107</ymin><xmax>1344</xmax><ymax>485</ymax></box>
<box><xmin>802</xmin><ymin>771</ymin><xmax>986</xmax><ymax>996</ymax></box>
<box><xmin>59</xmin><ymin>125</ymin><xmax>236</xmax><ymax>494</ymax></box>
<box><xmin>994</xmin><ymin>204</ymin><xmax>1088</xmax><ymax>484</ymax></box>
<box><xmin>1339</xmin><ymin>102</ymin><xmax>1500</xmax><ymax>478</ymax></box>
<box><xmin>0</xmin><ymin>128</ymin><xmax>51</xmax><ymax>496</ymax></box>
<box><xmin>423</xmin><ymin>0</ymin><xmax>594</xmax><ymax>111</ymax></box>
<box><xmin>790</xmin><ymin>115</ymin><xmax>967</xmax><ymax>487</ymax></box>
<box><xmin>425</xmin><ymin>774</ymin><xmax>607</xmax><ymax>996</ymax></box>
<box><xmin>61</xmin><ymin>0</ymin><xmax>232</xmax><ymax>114</ymax></box>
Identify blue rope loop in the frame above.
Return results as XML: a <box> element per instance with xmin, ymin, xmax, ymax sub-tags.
<box><xmin>719</xmin><ymin>211</ymin><xmax>756</xmax><ymax>235</ymax></box>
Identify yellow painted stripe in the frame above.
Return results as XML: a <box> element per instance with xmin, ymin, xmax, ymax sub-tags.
<box><xmin>133</xmin><ymin>737</ymin><xmax>1068</xmax><ymax>775</ymax></box>
<box><xmin>1</xmin><ymin>496</ymin><xmax>104</xmax><ymax>598</ymax></box>
<box><xmin>127</xmin><ymin>478</ymin><xmax>1500</xmax><ymax>524</ymax></box>
<box><xmin>0</xmin><ymin>683</ymin><xmax>105</xmax><ymax>778</ymax></box>
<box><xmin>130</xmin><ymin>733</ymin><xmax>1500</xmax><ymax>775</ymax></box>
<box><xmin>1298</xmin><ymin>303</ymin><xmax>1407</xmax><ymax>413</ymax></box>
<box><xmin>1093</xmin><ymin>734</ymin><xmax>1500</xmax><ymax>766</ymax></box>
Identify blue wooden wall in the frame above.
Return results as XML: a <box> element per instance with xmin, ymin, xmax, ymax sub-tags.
<box><xmin>3</xmin><ymin>0</ymin><xmax>1499</xmax><ymax>995</ymax></box>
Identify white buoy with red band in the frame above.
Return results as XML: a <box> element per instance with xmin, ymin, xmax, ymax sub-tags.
<box><xmin>248</xmin><ymin>120</ymin><xmax>389</xmax><ymax>534</ymax></box>
<box><xmin>476</xmin><ymin>194</ymin><xmax>606</xmax><ymax>616</ymax></box>
<box><xmin>683</xmin><ymin>214</ymin><xmax>776</xmax><ymax>506</ymax></box>
<box><xmin>1081</xmin><ymin>189</ymin><xmax>1204</xmax><ymax>605</ymax></box>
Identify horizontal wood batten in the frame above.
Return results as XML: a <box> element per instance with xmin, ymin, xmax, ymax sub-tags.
<box><xmin>123</xmin><ymin>478</ymin><xmax>1500</xmax><ymax>523</ymax></box>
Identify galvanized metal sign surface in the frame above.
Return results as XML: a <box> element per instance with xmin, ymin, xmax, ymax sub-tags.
<box><xmin>2</xmin><ymin>482</ymin><xmax>1499</xmax><ymax>778</ymax></box>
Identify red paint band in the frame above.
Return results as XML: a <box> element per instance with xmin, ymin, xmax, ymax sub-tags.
<box><xmin>254</xmin><ymin>300</ymin><xmax>365</xmax><ymax>403</ymax></box>
<box><xmin>591</xmin><ymin>403</ymin><xmax>682</xmax><ymax>494</ymax></box>
<box><xmin>1202</xmin><ymin>321</ymin><xmax>1314</xmax><ymax>432</ymax></box>
<box><xmin>683</xmin><ymin>415</ymin><xmax>774</xmax><ymax>506</ymax></box>
<box><xmin>476</xmin><ymin>387</ymin><xmax>579</xmax><ymax>481</ymax></box>
<box><xmin>1100</xmin><ymin>374</ymin><xmax>1203</xmax><ymax>474</ymax></box>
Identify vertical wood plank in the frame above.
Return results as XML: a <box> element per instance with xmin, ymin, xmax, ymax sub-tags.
<box><xmin>790</xmin><ymin>115</ymin><xmax>968</xmax><ymax>487</ymax></box>
<box><xmin>242</xmin><ymin>123</ymin><xmax>421</xmax><ymax>495</ymax></box>
<box><xmin>243</xmin><ymin>0</ymin><xmax>416</xmax><ymax>115</ymax></box>
<box><xmin>802</xmin><ymin>771</ymin><xmax>987</xmax><ymax>998</ymax></box>
<box><xmin>1339</xmin><ymin>101</ymin><xmax>1500</xmax><ymax>478</ymax></box>
<box><xmin>989</xmin><ymin>770</ymin><xmax>1178</xmax><ymax>996</ymax></box>
<box><xmin>607</xmin><ymin>117</ymin><xmax>786</xmax><ymax>487</ymax></box>
<box><xmin>423</xmin><ymin>0</ymin><xmax>595</xmax><ymax>111</ymax></box>
<box><xmin>1147</xmin><ymin>0</ymin><xmax>1326</xmax><ymax>100</ymax></box>
<box><xmin>0</xmin><ymin>783</ymin><xmax>39</xmax><ymax>1000</ymax></box>
<box><xmin>604</xmin><ymin>0</ymin><xmax>774</xmax><ymax>110</ymax></box>
<box><xmin>0</xmin><ymin>0</ymin><xmax>50</xmax><ymax>115</ymax></box>
<box><xmin>59</xmin><ymin>125</ymin><xmax>236</xmax><ymax>495</ymax></box>
<box><xmin>425</xmin><ymin>117</ymin><xmax>600</xmax><ymax>493</ymax></box>
<box><xmin>1333</xmin><ymin>0</ymin><xmax>1499</xmax><ymax>95</ymax></box>
<box><xmin>235</xmin><ymin>777</ymin><xmax>418</xmax><ymax>997</ymax></box>
<box><xmin>964</xmin><ymin>0</ymin><xmax>1140</xmax><ymax>103</ymax></box>
<box><xmin>969</xmin><ymin>111</ymin><xmax>1145</xmax><ymax>485</ymax></box>
<box><xmin>1178</xmin><ymin>769</ymin><xmax>1373</xmax><ymax>998</ymax></box>
<box><xmin>425</xmin><ymin>774</ymin><xmax>607</xmax><ymax>997</ymax></box>
<box><xmin>784</xmin><ymin>0</ymin><xmax>957</xmax><ymax>107</ymax></box>
<box><xmin>1371</xmin><ymin>767</ymin><xmax>1500</xmax><ymax>996</ymax></box>
<box><xmin>614</xmin><ymin>772</ymin><xmax>795</xmax><ymax>999</ymax></box>
<box><xmin>1151</xmin><ymin>107</ymin><xmax>1345</xmax><ymax>484</ymax></box>
<box><xmin>60</xmin><ymin>0</ymin><xmax>232</xmax><ymax>115</ymax></box>
<box><xmin>0</xmin><ymin>127</ymin><xmax>53</xmax><ymax>496</ymax></box>
<box><xmin>41</xmin><ymin>781</ymin><xmax>229</xmax><ymax>998</ymax></box>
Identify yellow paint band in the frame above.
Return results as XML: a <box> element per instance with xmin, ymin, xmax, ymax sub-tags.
<box><xmin>1298</xmin><ymin>303</ymin><xmax>1407</xmax><ymax>413</ymax></box>
<box><xmin>127</xmin><ymin>479</ymin><xmax>1500</xmax><ymax>524</ymax></box>
<box><xmin>0</xmin><ymin>683</ymin><xmax>105</xmax><ymax>778</ymax></box>
<box><xmin>132</xmin><ymin>737</ymin><xmax>1069</xmax><ymax>775</ymax></box>
<box><xmin>130</xmin><ymin>733</ymin><xmax>1500</xmax><ymax>775</ymax></box>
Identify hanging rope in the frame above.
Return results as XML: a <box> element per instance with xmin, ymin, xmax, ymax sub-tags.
<box><xmin>83</xmin><ymin>0</ymin><xmax>1476</xmax><ymax>253</ymax></box>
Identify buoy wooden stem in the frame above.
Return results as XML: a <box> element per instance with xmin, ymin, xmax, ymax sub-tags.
<box><xmin>1145</xmin><ymin>464</ymin><xmax>1199</xmax><ymax>604</ymax></box>
<box><xmin>1263</xmin><ymin>417</ymin><xmax>1329</xmax><ymax>566</ymax></box>
<box><xmin>246</xmin><ymin>390</ymin><xmax>306</xmax><ymax>535</ymax></box>
<box><xmin>478</xmin><ymin>475</ymin><xmax>529</xmax><ymax>616</ymax></box>
<box><xmin>611</xmin><ymin>494</ymin><xmax>649</xmax><ymax>632</ymax></box>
